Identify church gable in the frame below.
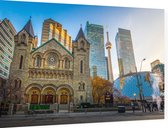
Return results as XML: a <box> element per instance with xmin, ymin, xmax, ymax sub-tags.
<box><xmin>31</xmin><ymin>38</ymin><xmax>73</xmax><ymax>57</ymax></box>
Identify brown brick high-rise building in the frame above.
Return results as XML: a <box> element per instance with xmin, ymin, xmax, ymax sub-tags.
<box><xmin>41</xmin><ymin>18</ymin><xmax>72</xmax><ymax>52</ymax></box>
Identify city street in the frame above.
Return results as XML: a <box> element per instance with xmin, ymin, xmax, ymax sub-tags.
<box><xmin>0</xmin><ymin>111</ymin><xmax>164</xmax><ymax>127</ymax></box>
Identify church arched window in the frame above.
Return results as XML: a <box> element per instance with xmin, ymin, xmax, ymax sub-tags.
<box><xmin>80</xmin><ymin>95</ymin><xmax>83</xmax><ymax>102</ymax></box>
<box><xmin>64</xmin><ymin>58</ymin><xmax>70</xmax><ymax>69</ymax></box>
<box><xmin>82</xmin><ymin>83</ymin><xmax>85</xmax><ymax>90</ymax></box>
<box><xmin>35</xmin><ymin>55</ymin><xmax>41</xmax><ymax>68</ymax></box>
<box><xmin>14</xmin><ymin>79</ymin><xmax>18</xmax><ymax>88</ymax></box>
<box><xmin>18</xmin><ymin>79</ymin><xmax>21</xmax><ymax>88</ymax></box>
<box><xmin>78</xmin><ymin>82</ymin><xmax>85</xmax><ymax>91</ymax></box>
<box><xmin>21</xmin><ymin>34</ymin><xmax>26</xmax><ymax>44</ymax></box>
<box><xmin>14</xmin><ymin>79</ymin><xmax>21</xmax><ymax>88</ymax></box>
<box><xmin>80</xmin><ymin>60</ymin><xmax>83</xmax><ymax>74</ymax></box>
<box><xmin>80</xmin><ymin>41</ymin><xmax>85</xmax><ymax>49</ymax></box>
<box><xmin>19</xmin><ymin>55</ymin><xmax>23</xmax><ymax>69</ymax></box>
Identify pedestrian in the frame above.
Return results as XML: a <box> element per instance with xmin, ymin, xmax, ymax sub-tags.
<box><xmin>151</xmin><ymin>102</ymin><xmax>154</xmax><ymax>112</ymax></box>
<box><xmin>160</xmin><ymin>101</ymin><xmax>164</xmax><ymax>112</ymax></box>
<box><xmin>144</xmin><ymin>101</ymin><xmax>147</xmax><ymax>112</ymax></box>
<box><xmin>131</xmin><ymin>102</ymin><xmax>135</xmax><ymax>113</ymax></box>
<box><xmin>13</xmin><ymin>104</ymin><xmax>17</xmax><ymax>115</ymax></box>
<box><xmin>152</xmin><ymin>102</ymin><xmax>158</xmax><ymax>111</ymax></box>
<box><xmin>147</xmin><ymin>102</ymin><xmax>151</xmax><ymax>112</ymax></box>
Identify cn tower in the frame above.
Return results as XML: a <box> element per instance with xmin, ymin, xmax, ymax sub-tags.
<box><xmin>106</xmin><ymin>32</ymin><xmax>114</xmax><ymax>83</ymax></box>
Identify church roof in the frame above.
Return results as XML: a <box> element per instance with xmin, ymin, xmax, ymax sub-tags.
<box><xmin>75</xmin><ymin>27</ymin><xmax>86</xmax><ymax>41</ymax></box>
<box><xmin>20</xmin><ymin>19</ymin><xmax>34</xmax><ymax>37</ymax></box>
<box><xmin>31</xmin><ymin>38</ymin><xmax>73</xmax><ymax>57</ymax></box>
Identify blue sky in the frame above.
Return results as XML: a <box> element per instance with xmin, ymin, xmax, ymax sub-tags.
<box><xmin>0</xmin><ymin>1</ymin><xmax>164</xmax><ymax>79</ymax></box>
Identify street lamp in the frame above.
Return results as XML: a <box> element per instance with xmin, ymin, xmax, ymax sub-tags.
<box><xmin>134</xmin><ymin>58</ymin><xmax>146</xmax><ymax>112</ymax></box>
<box><xmin>135</xmin><ymin>66</ymin><xmax>144</xmax><ymax>112</ymax></box>
<box><xmin>140</xmin><ymin>58</ymin><xmax>146</xmax><ymax>71</ymax></box>
<box><xmin>140</xmin><ymin>58</ymin><xmax>146</xmax><ymax>105</ymax></box>
<box><xmin>133</xmin><ymin>93</ymin><xmax>136</xmax><ymax>102</ymax></box>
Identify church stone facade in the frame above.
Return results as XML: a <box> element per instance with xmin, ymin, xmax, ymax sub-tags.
<box><xmin>9</xmin><ymin>19</ymin><xmax>92</xmax><ymax>107</ymax></box>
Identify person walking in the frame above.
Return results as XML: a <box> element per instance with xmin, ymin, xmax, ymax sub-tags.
<box><xmin>131</xmin><ymin>102</ymin><xmax>135</xmax><ymax>113</ymax></box>
<box><xmin>147</xmin><ymin>102</ymin><xmax>151</xmax><ymax>112</ymax></box>
<box><xmin>160</xmin><ymin>101</ymin><xmax>164</xmax><ymax>112</ymax></box>
<box><xmin>144</xmin><ymin>101</ymin><xmax>147</xmax><ymax>112</ymax></box>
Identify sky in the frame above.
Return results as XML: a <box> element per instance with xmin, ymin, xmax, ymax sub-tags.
<box><xmin>0</xmin><ymin>0</ymin><xmax>164</xmax><ymax>80</ymax></box>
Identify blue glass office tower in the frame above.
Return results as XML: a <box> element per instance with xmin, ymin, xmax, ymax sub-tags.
<box><xmin>115</xmin><ymin>28</ymin><xmax>136</xmax><ymax>77</ymax></box>
<box><xmin>85</xmin><ymin>21</ymin><xmax>107</xmax><ymax>79</ymax></box>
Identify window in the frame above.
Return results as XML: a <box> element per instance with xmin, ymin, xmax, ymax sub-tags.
<box><xmin>80</xmin><ymin>95</ymin><xmax>83</xmax><ymax>102</ymax></box>
<box><xmin>14</xmin><ymin>79</ymin><xmax>21</xmax><ymax>88</ymax></box>
<box><xmin>78</xmin><ymin>82</ymin><xmax>85</xmax><ymax>91</ymax></box>
<box><xmin>19</xmin><ymin>55</ymin><xmax>23</xmax><ymax>69</ymax></box>
<box><xmin>64</xmin><ymin>58</ymin><xmax>70</xmax><ymax>69</ymax></box>
<box><xmin>82</xmin><ymin>83</ymin><xmax>85</xmax><ymax>90</ymax></box>
<box><xmin>4</xmin><ymin>72</ymin><xmax>7</xmax><ymax>77</ymax></box>
<box><xmin>14</xmin><ymin>79</ymin><xmax>18</xmax><ymax>88</ymax></box>
<box><xmin>80</xmin><ymin>60</ymin><xmax>83</xmax><ymax>73</ymax></box>
<box><xmin>80</xmin><ymin>41</ymin><xmax>85</xmax><ymax>49</ymax></box>
<box><xmin>0</xmin><ymin>69</ymin><xmax>3</xmax><ymax>74</ymax></box>
<box><xmin>18</xmin><ymin>79</ymin><xmax>21</xmax><ymax>88</ymax></box>
<box><xmin>0</xmin><ymin>32</ymin><xmax>12</xmax><ymax>47</ymax></box>
<box><xmin>21</xmin><ymin>34</ymin><xmax>26</xmax><ymax>44</ymax></box>
<box><xmin>47</xmin><ymin>53</ymin><xmax>58</xmax><ymax>68</ymax></box>
<box><xmin>35</xmin><ymin>55</ymin><xmax>41</xmax><ymax>67</ymax></box>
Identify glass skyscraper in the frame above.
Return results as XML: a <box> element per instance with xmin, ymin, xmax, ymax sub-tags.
<box><xmin>115</xmin><ymin>28</ymin><xmax>136</xmax><ymax>77</ymax></box>
<box><xmin>85</xmin><ymin>21</ymin><xmax>107</xmax><ymax>79</ymax></box>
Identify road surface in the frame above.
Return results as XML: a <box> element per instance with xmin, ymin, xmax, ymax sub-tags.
<box><xmin>0</xmin><ymin>111</ymin><xmax>164</xmax><ymax>127</ymax></box>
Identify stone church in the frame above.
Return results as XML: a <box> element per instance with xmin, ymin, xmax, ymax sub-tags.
<box><xmin>9</xmin><ymin>19</ymin><xmax>93</xmax><ymax>108</ymax></box>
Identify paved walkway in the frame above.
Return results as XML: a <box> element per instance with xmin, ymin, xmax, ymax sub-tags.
<box><xmin>0</xmin><ymin>111</ymin><xmax>164</xmax><ymax>127</ymax></box>
<box><xmin>0</xmin><ymin>110</ymin><xmax>164</xmax><ymax>120</ymax></box>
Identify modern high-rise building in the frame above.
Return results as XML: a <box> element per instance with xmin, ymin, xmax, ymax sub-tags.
<box><xmin>41</xmin><ymin>18</ymin><xmax>72</xmax><ymax>52</ymax></box>
<box><xmin>0</xmin><ymin>18</ymin><xmax>17</xmax><ymax>80</ymax></box>
<box><xmin>115</xmin><ymin>28</ymin><xmax>136</xmax><ymax>77</ymax></box>
<box><xmin>84</xmin><ymin>21</ymin><xmax>107</xmax><ymax>79</ymax></box>
<box><xmin>0</xmin><ymin>18</ymin><xmax>16</xmax><ymax>101</ymax></box>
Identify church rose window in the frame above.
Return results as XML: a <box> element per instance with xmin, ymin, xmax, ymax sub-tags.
<box><xmin>47</xmin><ymin>53</ymin><xmax>58</xmax><ymax>67</ymax></box>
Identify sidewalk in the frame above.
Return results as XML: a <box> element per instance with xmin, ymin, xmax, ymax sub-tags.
<box><xmin>0</xmin><ymin>110</ymin><xmax>164</xmax><ymax>121</ymax></box>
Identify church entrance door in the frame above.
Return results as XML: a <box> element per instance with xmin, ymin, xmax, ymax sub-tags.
<box><xmin>60</xmin><ymin>94</ymin><xmax>68</xmax><ymax>104</ymax></box>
